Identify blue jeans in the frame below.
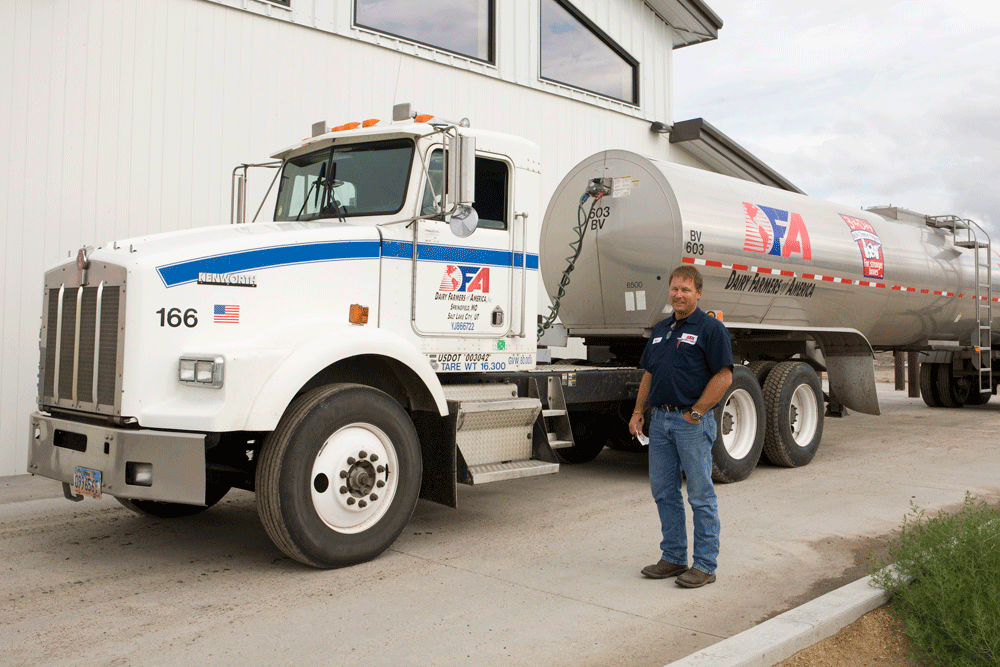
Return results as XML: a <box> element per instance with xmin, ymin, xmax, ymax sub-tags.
<box><xmin>648</xmin><ymin>407</ymin><xmax>720</xmax><ymax>574</ymax></box>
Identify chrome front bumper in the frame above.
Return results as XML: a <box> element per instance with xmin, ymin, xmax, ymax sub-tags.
<box><xmin>28</xmin><ymin>412</ymin><xmax>208</xmax><ymax>505</ymax></box>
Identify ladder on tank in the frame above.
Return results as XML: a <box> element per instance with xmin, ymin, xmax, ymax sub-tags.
<box><xmin>927</xmin><ymin>215</ymin><xmax>993</xmax><ymax>393</ymax></box>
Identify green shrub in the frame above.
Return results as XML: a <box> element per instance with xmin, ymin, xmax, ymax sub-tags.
<box><xmin>871</xmin><ymin>493</ymin><xmax>1000</xmax><ymax>667</ymax></box>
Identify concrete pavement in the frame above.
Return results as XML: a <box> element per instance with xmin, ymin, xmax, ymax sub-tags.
<box><xmin>2</xmin><ymin>382</ymin><xmax>998</xmax><ymax>667</ymax></box>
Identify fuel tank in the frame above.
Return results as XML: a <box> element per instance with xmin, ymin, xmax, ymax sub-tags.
<box><xmin>540</xmin><ymin>150</ymin><xmax>995</xmax><ymax>348</ymax></box>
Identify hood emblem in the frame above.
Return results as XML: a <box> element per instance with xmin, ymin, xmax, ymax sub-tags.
<box><xmin>76</xmin><ymin>246</ymin><xmax>93</xmax><ymax>285</ymax></box>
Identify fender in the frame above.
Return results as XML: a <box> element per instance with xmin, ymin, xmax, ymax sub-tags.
<box><xmin>243</xmin><ymin>327</ymin><xmax>448</xmax><ymax>431</ymax></box>
<box><xmin>727</xmin><ymin>323</ymin><xmax>880</xmax><ymax>415</ymax></box>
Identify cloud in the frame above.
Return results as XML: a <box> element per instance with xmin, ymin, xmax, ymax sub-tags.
<box><xmin>674</xmin><ymin>0</ymin><xmax>1000</xmax><ymax>233</ymax></box>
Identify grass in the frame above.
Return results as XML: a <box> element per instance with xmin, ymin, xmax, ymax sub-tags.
<box><xmin>871</xmin><ymin>493</ymin><xmax>1000</xmax><ymax>667</ymax></box>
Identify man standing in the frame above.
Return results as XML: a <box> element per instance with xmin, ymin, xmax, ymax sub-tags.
<box><xmin>629</xmin><ymin>265</ymin><xmax>733</xmax><ymax>588</ymax></box>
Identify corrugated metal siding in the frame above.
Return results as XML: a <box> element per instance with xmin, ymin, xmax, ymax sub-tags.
<box><xmin>0</xmin><ymin>0</ymin><xmax>704</xmax><ymax>476</ymax></box>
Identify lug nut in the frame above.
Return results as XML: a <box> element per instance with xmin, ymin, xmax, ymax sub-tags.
<box><xmin>359</xmin><ymin>451</ymin><xmax>367</xmax><ymax>459</ymax></box>
<box><xmin>347</xmin><ymin>457</ymin><xmax>356</xmax><ymax>465</ymax></box>
<box><xmin>377</xmin><ymin>465</ymin><xmax>385</xmax><ymax>473</ymax></box>
<box><xmin>340</xmin><ymin>486</ymin><xmax>348</xmax><ymax>494</ymax></box>
<box><xmin>339</xmin><ymin>470</ymin><xmax>348</xmax><ymax>478</ymax></box>
<box><xmin>376</xmin><ymin>480</ymin><xmax>385</xmax><ymax>488</ymax></box>
<box><xmin>347</xmin><ymin>497</ymin><xmax>356</xmax><ymax>505</ymax></box>
<box><xmin>358</xmin><ymin>500</ymin><xmax>367</xmax><ymax>508</ymax></box>
<box><xmin>369</xmin><ymin>494</ymin><xmax>378</xmax><ymax>501</ymax></box>
<box><xmin>370</xmin><ymin>454</ymin><xmax>379</xmax><ymax>462</ymax></box>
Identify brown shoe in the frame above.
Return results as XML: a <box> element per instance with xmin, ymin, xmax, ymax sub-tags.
<box><xmin>641</xmin><ymin>560</ymin><xmax>688</xmax><ymax>579</ymax></box>
<box><xmin>676</xmin><ymin>567</ymin><xmax>716</xmax><ymax>588</ymax></box>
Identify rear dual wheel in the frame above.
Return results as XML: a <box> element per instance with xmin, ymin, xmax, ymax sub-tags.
<box><xmin>711</xmin><ymin>362</ymin><xmax>826</xmax><ymax>480</ymax></box>
<box><xmin>920</xmin><ymin>362</ymin><xmax>981</xmax><ymax>408</ymax></box>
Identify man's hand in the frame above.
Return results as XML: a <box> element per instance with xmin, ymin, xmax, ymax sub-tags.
<box><xmin>629</xmin><ymin>412</ymin><xmax>644</xmax><ymax>436</ymax></box>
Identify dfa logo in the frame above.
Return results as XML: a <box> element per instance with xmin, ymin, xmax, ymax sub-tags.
<box><xmin>742</xmin><ymin>203</ymin><xmax>812</xmax><ymax>260</ymax></box>
<box><xmin>439</xmin><ymin>265</ymin><xmax>490</xmax><ymax>293</ymax></box>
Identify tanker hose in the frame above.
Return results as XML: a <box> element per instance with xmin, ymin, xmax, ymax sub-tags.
<box><xmin>537</xmin><ymin>191</ymin><xmax>603</xmax><ymax>341</ymax></box>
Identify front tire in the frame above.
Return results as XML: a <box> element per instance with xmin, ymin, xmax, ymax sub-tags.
<box><xmin>762</xmin><ymin>362</ymin><xmax>824</xmax><ymax>468</ymax></box>
<box><xmin>256</xmin><ymin>384</ymin><xmax>422</xmax><ymax>568</ymax></box>
<box><xmin>712</xmin><ymin>366</ymin><xmax>765</xmax><ymax>483</ymax></box>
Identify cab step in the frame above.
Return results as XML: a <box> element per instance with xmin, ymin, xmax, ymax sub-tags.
<box><xmin>443</xmin><ymin>383</ymin><xmax>559</xmax><ymax>485</ymax></box>
<box><xmin>466</xmin><ymin>460</ymin><xmax>561</xmax><ymax>484</ymax></box>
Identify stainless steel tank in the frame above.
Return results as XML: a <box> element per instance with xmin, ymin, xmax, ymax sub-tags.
<box><xmin>540</xmin><ymin>150</ymin><xmax>995</xmax><ymax>348</ymax></box>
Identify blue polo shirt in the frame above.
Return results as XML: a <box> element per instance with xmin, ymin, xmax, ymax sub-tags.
<box><xmin>639</xmin><ymin>307</ymin><xmax>733</xmax><ymax>408</ymax></box>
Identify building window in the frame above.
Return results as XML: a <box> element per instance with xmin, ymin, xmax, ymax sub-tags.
<box><xmin>540</xmin><ymin>0</ymin><xmax>638</xmax><ymax>105</ymax></box>
<box><xmin>355</xmin><ymin>0</ymin><xmax>494</xmax><ymax>63</ymax></box>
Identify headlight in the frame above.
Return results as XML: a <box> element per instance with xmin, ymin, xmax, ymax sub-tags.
<box><xmin>178</xmin><ymin>356</ymin><xmax>224</xmax><ymax>388</ymax></box>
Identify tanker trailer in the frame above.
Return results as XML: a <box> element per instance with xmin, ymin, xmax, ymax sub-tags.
<box><xmin>540</xmin><ymin>150</ymin><xmax>995</xmax><ymax>481</ymax></box>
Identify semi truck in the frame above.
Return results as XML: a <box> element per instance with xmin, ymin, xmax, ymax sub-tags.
<box><xmin>28</xmin><ymin>104</ymin><xmax>996</xmax><ymax>568</ymax></box>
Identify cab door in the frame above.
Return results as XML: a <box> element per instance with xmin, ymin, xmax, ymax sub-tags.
<box><xmin>412</xmin><ymin>150</ymin><xmax>515</xmax><ymax>338</ymax></box>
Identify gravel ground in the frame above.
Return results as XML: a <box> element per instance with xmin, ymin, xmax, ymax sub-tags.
<box><xmin>775</xmin><ymin>606</ymin><xmax>921</xmax><ymax>667</ymax></box>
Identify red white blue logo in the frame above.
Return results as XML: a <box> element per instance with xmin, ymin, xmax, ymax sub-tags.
<box><xmin>840</xmin><ymin>214</ymin><xmax>884</xmax><ymax>279</ymax></box>
<box><xmin>438</xmin><ymin>265</ymin><xmax>490</xmax><ymax>293</ymax></box>
<box><xmin>743</xmin><ymin>203</ymin><xmax>812</xmax><ymax>260</ymax></box>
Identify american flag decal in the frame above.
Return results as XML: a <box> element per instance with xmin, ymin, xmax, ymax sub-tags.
<box><xmin>214</xmin><ymin>304</ymin><xmax>240</xmax><ymax>323</ymax></box>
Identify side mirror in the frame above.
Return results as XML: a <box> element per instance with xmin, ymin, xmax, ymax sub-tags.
<box><xmin>447</xmin><ymin>134</ymin><xmax>476</xmax><ymax>209</ymax></box>
<box><xmin>449</xmin><ymin>206</ymin><xmax>479</xmax><ymax>238</ymax></box>
<box><xmin>445</xmin><ymin>134</ymin><xmax>476</xmax><ymax>237</ymax></box>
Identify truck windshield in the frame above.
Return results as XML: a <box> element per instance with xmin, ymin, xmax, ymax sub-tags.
<box><xmin>274</xmin><ymin>138</ymin><xmax>414</xmax><ymax>221</ymax></box>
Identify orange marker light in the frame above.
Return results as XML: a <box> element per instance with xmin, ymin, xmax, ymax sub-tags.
<box><xmin>414</xmin><ymin>114</ymin><xmax>434</xmax><ymax>123</ymax></box>
<box><xmin>332</xmin><ymin>122</ymin><xmax>361</xmax><ymax>132</ymax></box>
<box><xmin>362</xmin><ymin>118</ymin><xmax>380</xmax><ymax>128</ymax></box>
<box><xmin>349</xmin><ymin>304</ymin><xmax>369</xmax><ymax>325</ymax></box>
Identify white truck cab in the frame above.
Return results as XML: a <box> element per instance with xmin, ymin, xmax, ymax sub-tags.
<box><xmin>28</xmin><ymin>106</ymin><xmax>633</xmax><ymax>568</ymax></box>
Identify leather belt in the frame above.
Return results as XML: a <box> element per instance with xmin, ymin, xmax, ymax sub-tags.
<box><xmin>658</xmin><ymin>405</ymin><xmax>690</xmax><ymax>412</ymax></box>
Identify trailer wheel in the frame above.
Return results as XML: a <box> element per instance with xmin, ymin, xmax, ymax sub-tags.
<box><xmin>747</xmin><ymin>360</ymin><xmax>778</xmax><ymax>386</ymax></box>
<box><xmin>934</xmin><ymin>363</ymin><xmax>968</xmax><ymax>408</ymax></box>
<box><xmin>116</xmin><ymin>481</ymin><xmax>231</xmax><ymax>518</ymax></box>
<box><xmin>711</xmin><ymin>366</ymin><xmax>765</xmax><ymax>483</ymax></box>
<box><xmin>919</xmin><ymin>363</ymin><xmax>943</xmax><ymax>407</ymax></box>
<box><xmin>965</xmin><ymin>388</ymin><xmax>991</xmax><ymax>405</ymax></box>
<box><xmin>256</xmin><ymin>384</ymin><xmax>421</xmax><ymax>568</ymax></box>
<box><xmin>762</xmin><ymin>362</ymin><xmax>824</xmax><ymax>468</ymax></box>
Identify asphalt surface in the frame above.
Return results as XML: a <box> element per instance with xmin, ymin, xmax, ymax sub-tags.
<box><xmin>3</xmin><ymin>381</ymin><xmax>999</xmax><ymax>667</ymax></box>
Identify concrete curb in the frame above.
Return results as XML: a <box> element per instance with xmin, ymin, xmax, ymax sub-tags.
<box><xmin>664</xmin><ymin>574</ymin><xmax>889</xmax><ymax>667</ymax></box>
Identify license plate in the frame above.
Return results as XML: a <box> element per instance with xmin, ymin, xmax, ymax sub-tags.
<box><xmin>73</xmin><ymin>466</ymin><xmax>102</xmax><ymax>499</ymax></box>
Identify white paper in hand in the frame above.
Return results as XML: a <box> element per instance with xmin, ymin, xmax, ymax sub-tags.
<box><xmin>635</xmin><ymin>431</ymin><xmax>649</xmax><ymax>446</ymax></box>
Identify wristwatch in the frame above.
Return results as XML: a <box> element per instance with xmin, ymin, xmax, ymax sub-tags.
<box><xmin>688</xmin><ymin>410</ymin><xmax>702</xmax><ymax>422</ymax></box>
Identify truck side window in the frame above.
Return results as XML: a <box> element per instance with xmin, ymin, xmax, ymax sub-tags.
<box><xmin>421</xmin><ymin>150</ymin><xmax>445</xmax><ymax>217</ymax></box>
<box><xmin>474</xmin><ymin>158</ymin><xmax>508</xmax><ymax>230</ymax></box>
<box><xmin>421</xmin><ymin>150</ymin><xmax>508</xmax><ymax>230</ymax></box>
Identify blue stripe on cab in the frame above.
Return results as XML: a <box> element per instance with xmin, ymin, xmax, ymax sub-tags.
<box><xmin>157</xmin><ymin>240</ymin><xmax>381</xmax><ymax>287</ymax></box>
<box><xmin>156</xmin><ymin>239</ymin><xmax>538</xmax><ymax>288</ymax></box>
<box><xmin>382</xmin><ymin>239</ymin><xmax>538</xmax><ymax>269</ymax></box>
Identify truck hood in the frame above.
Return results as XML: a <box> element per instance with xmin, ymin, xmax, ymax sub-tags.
<box><xmin>56</xmin><ymin>221</ymin><xmax>383</xmax><ymax>288</ymax></box>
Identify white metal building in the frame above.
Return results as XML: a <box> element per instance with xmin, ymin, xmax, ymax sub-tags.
<box><xmin>0</xmin><ymin>0</ymin><xmax>798</xmax><ymax>476</ymax></box>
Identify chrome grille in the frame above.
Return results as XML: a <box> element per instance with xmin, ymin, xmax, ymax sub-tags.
<box><xmin>39</xmin><ymin>263</ymin><xmax>127</xmax><ymax>415</ymax></box>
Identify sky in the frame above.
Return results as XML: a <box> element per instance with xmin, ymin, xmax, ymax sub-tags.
<box><xmin>673</xmin><ymin>0</ymin><xmax>1000</xmax><ymax>234</ymax></box>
